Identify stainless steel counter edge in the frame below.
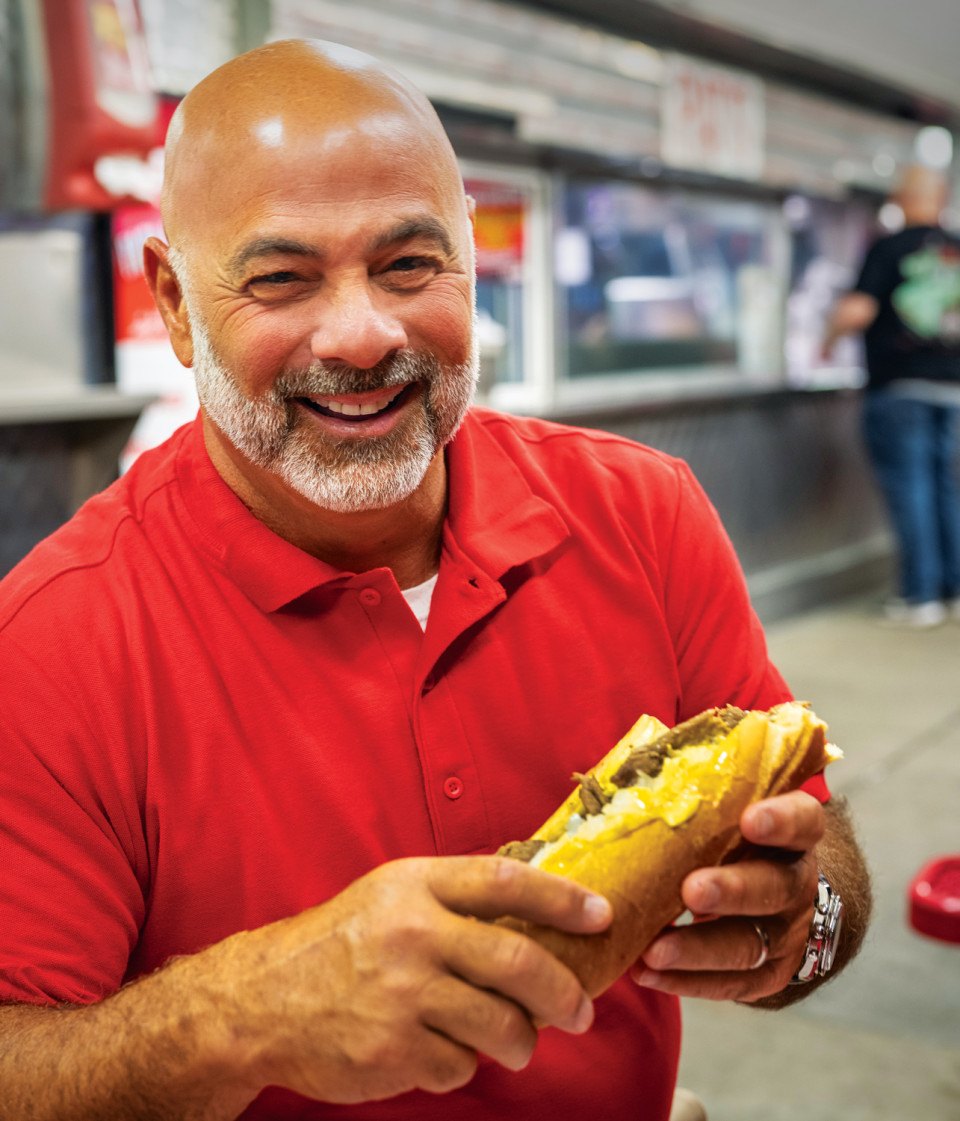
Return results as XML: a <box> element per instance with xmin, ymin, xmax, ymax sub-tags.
<box><xmin>0</xmin><ymin>387</ymin><xmax>156</xmax><ymax>425</ymax></box>
<box><xmin>522</xmin><ymin>378</ymin><xmax>866</xmax><ymax>426</ymax></box>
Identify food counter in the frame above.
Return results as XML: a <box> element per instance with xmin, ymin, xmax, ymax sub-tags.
<box><xmin>0</xmin><ymin>386</ymin><xmax>153</xmax><ymax>575</ymax></box>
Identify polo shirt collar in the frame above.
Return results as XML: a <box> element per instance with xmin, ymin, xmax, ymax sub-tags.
<box><xmin>443</xmin><ymin>410</ymin><xmax>570</xmax><ymax>580</ymax></box>
<box><xmin>176</xmin><ymin>417</ymin><xmax>346</xmax><ymax>612</ymax></box>
<box><xmin>175</xmin><ymin>410</ymin><xmax>570</xmax><ymax>612</ymax></box>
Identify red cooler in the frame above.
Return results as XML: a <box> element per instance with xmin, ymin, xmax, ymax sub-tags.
<box><xmin>909</xmin><ymin>856</ymin><xmax>960</xmax><ymax>944</ymax></box>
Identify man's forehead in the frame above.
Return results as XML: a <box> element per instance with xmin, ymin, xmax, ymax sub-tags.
<box><xmin>170</xmin><ymin>114</ymin><xmax>463</xmax><ymax>253</ymax></box>
<box><xmin>184</xmin><ymin>101</ymin><xmax>439</xmax><ymax>184</ymax></box>
<box><xmin>163</xmin><ymin>38</ymin><xmax>457</xmax><ymax>242</ymax></box>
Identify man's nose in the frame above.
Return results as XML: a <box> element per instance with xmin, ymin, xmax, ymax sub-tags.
<box><xmin>309</xmin><ymin>282</ymin><xmax>409</xmax><ymax>370</ymax></box>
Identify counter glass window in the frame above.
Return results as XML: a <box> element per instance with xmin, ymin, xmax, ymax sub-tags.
<box><xmin>463</xmin><ymin>176</ymin><xmax>531</xmax><ymax>395</ymax></box>
<box><xmin>556</xmin><ymin>179</ymin><xmax>786</xmax><ymax>381</ymax></box>
<box><xmin>782</xmin><ymin>193</ymin><xmax>877</xmax><ymax>384</ymax></box>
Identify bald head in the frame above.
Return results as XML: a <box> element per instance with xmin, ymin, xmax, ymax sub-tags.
<box><xmin>896</xmin><ymin>164</ymin><xmax>949</xmax><ymax>227</ymax></box>
<box><xmin>161</xmin><ymin>39</ymin><xmax>462</xmax><ymax>248</ymax></box>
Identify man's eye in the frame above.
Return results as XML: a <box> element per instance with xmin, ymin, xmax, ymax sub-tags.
<box><xmin>248</xmin><ymin>271</ymin><xmax>300</xmax><ymax>286</ymax></box>
<box><xmin>388</xmin><ymin>256</ymin><xmax>437</xmax><ymax>274</ymax></box>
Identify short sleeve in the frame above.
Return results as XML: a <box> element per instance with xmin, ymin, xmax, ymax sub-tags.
<box><xmin>853</xmin><ymin>237</ymin><xmax>896</xmax><ymax>301</ymax></box>
<box><xmin>660</xmin><ymin>461</ymin><xmax>788</xmax><ymax>715</ymax></box>
<box><xmin>0</xmin><ymin>634</ymin><xmax>146</xmax><ymax>1005</ymax></box>
<box><xmin>659</xmin><ymin>462</ymin><xmax>828</xmax><ymax>802</ymax></box>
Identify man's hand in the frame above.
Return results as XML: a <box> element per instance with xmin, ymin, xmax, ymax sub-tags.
<box><xmin>0</xmin><ymin>856</ymin><xmax>611</xmax><ymax>1119</ymax></box>
<box><xmin>630</xmin><ymin>790</ymin><xmax>824</xmax><ymax>1002</ymax></box>
<box><xmin>821</xmin><ymin>291</ymin><xmax>880</xmax><ymax>360</ymax></box>
<box><xmin>217</xmin><ymin>856</ymin><xmax>611</xmax><ymax>1104</ymax></box>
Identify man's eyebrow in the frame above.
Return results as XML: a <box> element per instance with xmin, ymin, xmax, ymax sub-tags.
<box><xmin>226</xmin><ymin>237</ymin><xmax>320</xmax><ymax>277</ymax></box>
<box><xmin>226</xmin><ymin>219</ymin><xmax>455</xmax><ymax>277</ymax></box>
<box><xmin>368</xmin><ymin>217</ymin><xmax>454</xmax><ymax>257</ymax></box>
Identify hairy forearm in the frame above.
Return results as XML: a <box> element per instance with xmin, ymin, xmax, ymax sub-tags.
<box><xmin>0</xmin><ymin>950</ymin><xmax>259</xmax><ymax>1121</ymax></box>
<box><xmin>758</xmin><ymin>795</ymin><xmax>872</xmax><ymax>1010</ymax></box>
<box><xmin>814</xmin><ymin>796</ymin><xmax>873</xmax><ymax>975</ymax></box>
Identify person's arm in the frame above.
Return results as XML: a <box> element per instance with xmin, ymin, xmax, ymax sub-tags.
<box><xmin>632</xmin><ymin>791</ymin><xmax>871</xmax><ymax>1006</ymax></box>
<box><xmin>821</xmin><ymin>292</ymin><xmax>880</xmax><ymax>357</ymax></box>
<box><xmin>0</xmin><ymin>971</ymin><xmax>259</xmax><ymax>1121</ymax></box>
<box><xmin>0</xmin><ymin>856</ymin><xmax>611</xmax><ymax>1119</ymax></box>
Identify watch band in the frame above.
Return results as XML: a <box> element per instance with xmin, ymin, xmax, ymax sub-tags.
<box><xmin>790</xmin><ymin>873</ymin><xmax>844</xmax><ymax>984</ymax></box>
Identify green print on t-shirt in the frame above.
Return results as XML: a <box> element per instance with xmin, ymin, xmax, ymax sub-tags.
<box><xmin>892</xmin><ymin>244</ymin><xmax>960</xmax><ymax>342</ymax></box>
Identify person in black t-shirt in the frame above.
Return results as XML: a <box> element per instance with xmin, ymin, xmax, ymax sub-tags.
<box><xmin>824</xmin><ymin>165</ymin><xmax>960</xmax><ymax>627</ymax></box>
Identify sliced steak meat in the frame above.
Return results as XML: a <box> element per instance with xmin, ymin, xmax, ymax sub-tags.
<box><xmin>610</xmin><ymin>706</ymin><xmax>746</xmax><ymax>787</ymax></box>
<box><xmin>573</xmin><ymin>771</ymin><xmax>609</xmax><ymax>815</ymax></box>
<box><xmin>498</xmin><ymin>839</ymin><xmax>546</xmax><ymax>863</ymax></box>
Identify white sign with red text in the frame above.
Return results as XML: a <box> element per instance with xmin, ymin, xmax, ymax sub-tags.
<box><xmin>661</xmin><ymin>55</ymin><xmax>765</xmax><ymax>181</ymax></box>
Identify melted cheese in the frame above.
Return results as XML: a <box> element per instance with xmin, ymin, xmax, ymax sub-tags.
<box><xmin>531</xmin><ymin>742</ymin><xmax>734</xmax><ymax>873</ymax></box>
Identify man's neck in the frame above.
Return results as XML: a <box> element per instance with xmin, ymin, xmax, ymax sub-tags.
<box><xmin>202</xmin><ymin>417</ymin><xmax>447</xmax><ymax>589</ymax></box>
<box><xmin>903</xmin><ymin>207</ymin><xmax>942</xmax><ymax>228</ymax></box>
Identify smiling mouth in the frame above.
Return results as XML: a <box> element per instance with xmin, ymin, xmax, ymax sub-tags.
<box><xmin>297</xmin><ymin>383</ymin><xmax>416</xmax><ymax>423</ymax></box>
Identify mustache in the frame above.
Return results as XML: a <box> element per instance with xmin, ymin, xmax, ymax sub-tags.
<box><xmin>273</xmin><ymin>350</ymin><xmax>442</xmax><ymax>400</ymax></box>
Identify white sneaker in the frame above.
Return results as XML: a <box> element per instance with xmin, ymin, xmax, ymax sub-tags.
<box><xmin>669</xmin><ymin>1088</ymin><xmax>708</xmax><ymax>1121</ymax></box>
<box><xmin>881</xmin><ymin>598</ymin><xmax>947</xmax><ymax>627</ymax></box>
<box><xmin>946</xmin><ymin>597</ymin><xmax>960</xmax><ymax>621</ymax></box>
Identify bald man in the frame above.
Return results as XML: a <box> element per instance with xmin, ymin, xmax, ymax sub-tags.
<box><xmin>824</xmin><ymin>165</ymin><xmax>960</xmax><ymax>626</ymax></box>
<box><xmin>0</xmin><ymin>40</ymin><xmax>870</xmax><ymax>1120</ymax></box>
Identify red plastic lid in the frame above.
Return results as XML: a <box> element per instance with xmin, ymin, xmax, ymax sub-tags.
<box><xmin>909</xmin><ymin>855</ymin><xmax>960</xmax><ymax>944</ymax></box>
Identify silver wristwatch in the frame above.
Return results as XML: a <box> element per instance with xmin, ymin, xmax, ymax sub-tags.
<box><xmin>790</xmin><ymin>873</ymin><xmax>844</xmax><ymax>984</ymax></box>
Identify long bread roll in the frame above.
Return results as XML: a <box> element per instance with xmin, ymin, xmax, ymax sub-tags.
<box><xmin>497</xmin><ymin>701</ymin><xmax>838</xmax><ymax>998</ymax></box>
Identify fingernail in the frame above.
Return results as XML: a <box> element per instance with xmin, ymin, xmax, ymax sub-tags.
<box><xmin>751</xmin><ymin>808</ymin><xmax>773</xmax><ymax>840</ymax></box>
<box><xmin>507</xmin><ymin>1049</ymin><xmax>533</xmax><ymax>1072</ymax></box>
<box><xmin>570</xmin><ymin>993</ymin><xmax>595</xmax><ymax>1034</ymax></box>
<box><xmin>632</xmin><ymin>968</ymin><xmax>662</xmax><ymax>989</ymax></box>
<box><xmin>582</xmin><ymin>893</ymin><xmax>612</xmax><ymax>926</ymax></box>
<box><xmin>693</xmin><ymin>880</ymin><xmax>720</xmax><ymax>913</ymax></box>
<box><xmin>647</xmin><ymin>940</ymin><xmax>678</xmax><ymax>970</ymax></box>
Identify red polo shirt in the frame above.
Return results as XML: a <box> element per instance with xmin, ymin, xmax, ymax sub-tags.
<box><xmin>0</xmin><ymin>409</ymin><xmax>809</xmax><ymax>1120</ymax></box>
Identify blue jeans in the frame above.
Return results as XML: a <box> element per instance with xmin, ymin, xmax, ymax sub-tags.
<box><xmin>863</xmin><ymin>392</ymin><xmax>960</xmax><ymax>603</ymax></box>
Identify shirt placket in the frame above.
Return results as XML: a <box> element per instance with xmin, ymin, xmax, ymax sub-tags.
<box><xmin>411</xmin><ymin>564</ymin><xmax>506</xmax><ymax>855</ymax></box>
<box><xmin>345</xmin><ymin>564</ymin><xmax>503</xmax><ymax>856</ymax></box>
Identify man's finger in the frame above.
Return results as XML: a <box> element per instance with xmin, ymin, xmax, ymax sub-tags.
<box><xmin>442</xmin><ymin>914</ymin><xmax>595</xmax><ymax>1035</ymax></box>
<box><xmin>631</xmin><ymin>964</ymin><xmax>785</xmax><ymax>1003</ymax></box>
<box><xmin>419</xmin><ymin>974</ymin><xmax>539</xmax><ymax>1072</ymax></box>
<box><xmin>428</xmin><ymin>856</ymin><xmax>612</xmax><ymax>933</ymax></box>
<box><xmin>642</xmin><ymin>916</ymin><xmax>782</xmax><ymax>974</ymax></box>
<box><xmin>740</xmin><ymin>790</ymin><xmax>826</xmax><ymax>850</ymax></box>
<box><xmin>681</xmin><ymin>852</ymin><xmax>817</xmax><ymax>918</ymax></box>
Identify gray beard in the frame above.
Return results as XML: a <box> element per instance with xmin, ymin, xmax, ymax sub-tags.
<box><xmin>190</xmin><ymin>315</ymin><xmax>479</xmax><ymax>513</ymax></box>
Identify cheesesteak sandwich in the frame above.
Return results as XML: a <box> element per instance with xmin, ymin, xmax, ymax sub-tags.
<box><xmin>497</xmin><ymin>701</ymin><xmax>839</xmax><ymax>998</ymax></box>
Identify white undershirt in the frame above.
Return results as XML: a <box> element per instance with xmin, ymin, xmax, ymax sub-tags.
<box><xmin>401</xmin><ymin>572</ymin><xmax>439</xmax><ymax>631</ymax></box>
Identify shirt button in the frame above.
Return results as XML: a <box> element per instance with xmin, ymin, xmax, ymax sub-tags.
<box><xmin>443</xmin><ymin>776</ymin><xmax>464</xmax><ymax>800</ymax></box>
<box><xmin>358</xmin><ymin>588</ymin><xmax>381</xmax><ymax>606</ymax></box>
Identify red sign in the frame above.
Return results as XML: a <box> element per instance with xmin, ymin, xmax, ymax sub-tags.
<box><xmin>112</xmin><ymin>203</ymin><xmax>168</xmax><ymax>343</ymax></box>
<box><xmin>466</xmin><ymin>180</ymin><xmax>526</xmax><ymax>280</ymax></box>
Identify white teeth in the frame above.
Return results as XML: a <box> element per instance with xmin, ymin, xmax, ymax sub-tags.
<box><xmin>321</xmin><ymin>389</ymin><xmax>401</xmax><ymax>417</ymax></box>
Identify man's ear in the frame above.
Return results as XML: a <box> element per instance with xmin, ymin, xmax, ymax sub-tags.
<box><xmin>143</xmin><ymin>237</ymin><xmax>194</xmax><ymax>367</ymax></box>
